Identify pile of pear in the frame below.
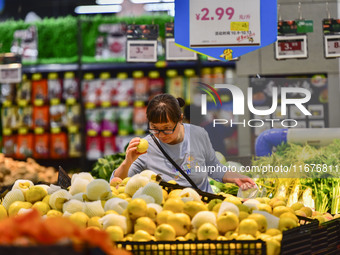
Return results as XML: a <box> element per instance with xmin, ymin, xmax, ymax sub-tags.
<box><xmin>1</xmin><ymin>170</ymin><xmax>338</xmax><ymax>255</ymax></box>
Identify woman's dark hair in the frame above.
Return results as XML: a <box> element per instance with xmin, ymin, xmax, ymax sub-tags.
<box><xmin>147</xmin><ymin>94</ymin><xmax>185</xmax><ymax>123</ymax></box>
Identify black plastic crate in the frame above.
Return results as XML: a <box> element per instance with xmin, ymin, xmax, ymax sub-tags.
<box><xmin>116</xmin><ymin>240</ymin><xmax>266</xmax><ymax>255</ymax></box>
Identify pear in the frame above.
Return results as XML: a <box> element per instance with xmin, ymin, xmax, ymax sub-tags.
<box><xmin>8</xmin><ymin>201</ymin><xmax>32</xmax><ymax>217</ymax></box>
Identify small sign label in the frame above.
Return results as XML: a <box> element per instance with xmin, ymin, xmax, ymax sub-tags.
<box><xmin>324</xmin><ymin>34</ymin><xmax>340</xmax><ymax>58</ymax></box>
<box><xmin>275</xmin><ymin>35</ymin><xmax>308</xmax><ymax>60</ymax></box>
<box><xmin>126</xmin><ymin>40</ymin><xmax>157</xmax><ymax>62</ymax></box>
<box><xmin>166</xmin><ymin>38</ymin><xmax>198</xmax><ymax>61</ymax></box>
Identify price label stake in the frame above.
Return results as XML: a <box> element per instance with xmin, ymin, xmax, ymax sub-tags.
<box><xmin>275</xmin><ymin>35</ymin><xmax>308</xmax><ymax>60</ymax></box>
<box><xmin>324</xmin><ymin>34</ymin><xmax>340</xmax><ymax>58</ymax></box>
<box><xmin>166</xmin><ymin>38</ymin><xmax>197</xmax><ymax>61</ymax></box>
<box><xmin>189</xmin><ymin>0</ymin><xmax>261</xmax><ymax>47</ymax></box>
<box><xmin>126</xmin><ymin>40</ymin><xmax>157</xmax><ymax>62</ymax></box>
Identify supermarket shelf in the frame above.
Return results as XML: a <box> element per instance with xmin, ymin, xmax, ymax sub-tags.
<box><xmin>22</xmin><ymin>64</ymin><xmax>79</xmax><ymax>73</ymax></box>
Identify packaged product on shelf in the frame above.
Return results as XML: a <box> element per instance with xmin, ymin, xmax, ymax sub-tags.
<box><xmin>98</xmin><ymin>72</ymin><xmax>113</xmax><ymax>106</ymax></box>
<box><xmin>184</xmin><ymin>69</ymin><xmax>198</xmax><ymax>104</ymax></box>
<box><xmin>68</xmin><ymin>132</ymin><xmax>82</xmax><ymax>157</ymax></box>
<box><xmin>114</xmin><ymin>73</ymin><xmax>134</xmax><ymax>106</ymax></box>
<box><xmin>50</xmin><ymin>104</ymin><xmax>66</xmax><ymax>128</ymax></box>
<box><xmin>66</xmin><ymin>104</ymin><xmax>81</xmax><ymax>127</ymax></box>
<box><xmin>97</xmin><ymin>23</ymin><xmax>127</xmax><ymax>59</ymax></box>
<box><xmin>133</xmin><ymin>71</ymin><xmax>149</xmax><ymax>102</ymax></box>
<box><xmin>33</xmin><ymin>106</ymin><xmax>49</xmax><ymax>129</ymax></box>
<box><xmin>32</xmin><ymin>73</ymin><xmax>48</xmax><ymax>105</ymax></box>
<box><xmin>1</xmin><ymin>106</ymin><xmax>18</xmax><ymax>130</ymax></box>
<box><xmin>133</xmin><ymin>107</ymin><xmax>147</xmax><ymax>134</ymax></box>
<box><xmin>166</xmin><ymin>69</ymin><xmax>185</xmax><ymax>99</ymax></box>
<box><xmin>63</xmin><ymin>72</ymin><xmax>79</xmax><ymax>104</ymax></box>
<box><xmin>48</xmin><ymin>72</ymin><xmax>62</xmax><ymax>103</ymax></box>
<box><xmin>0</xmin><ymin>83</ymin><xmax>16</xmax><ymax>105</ymax></box>
<box><xmin>16</xmin><ymin>74</ymin><xmax>31</xmax><ymax>106</ymax></box>
<box><xmin>118</xmin><ymin>107</ymin><xmax>133</xmax><ymax>136</ymax></box>
<box><xmin>86</xmin><ymin>136</ymin><xmax>102</xmax><ymax>160</ymax></box>
<box><xmin>86</xmin><ymin>108</ymin><xmax>102</xmax><ymax>134</ymax></box>
<box><xmin>102</xmin><ymin>107</ymin><xmax>118</xmax><ymax>135</ymax></box>
<box><xmin>16</xmin><ymin>133</ymin><xmax>33</xmax><ymax>159</ymax></box>
<box><xmin>2</xmin><ymin>135</ymin><xmax>16</xmax><ymax>157</ymax></box>
<box><xmin>82</xmin><ymin>73</ymin><xmax>100</xmax><ymax>106</ymax></box>
<box><xmin>33</xmin><ymin>133</ymin><xmax>49</xmax><ymax>159</ymax></box>
<box><xmin>102</xmin><ymin>135</ymin><xmax>116</xmax><ymax>156</ymax></box>
<box><xmin>149</xmin><ymin>71</ymin><xmax>164</xmax><ymax>100</ymax></box>
<box><xmin>200</xmin><ymin>67</ymin><xmax>213</xmax><ymax>85</ymax></box>
<box><xmin>212</xmin><ymin>67</ymin><xmax>225</xmax><ymax>84</ymax></box>
<box><xmin>18</xmin><ymin>106</ymin><xmax>33</xmax><ymax>129</ymax></box>
<box><xmin>50</xmin><ymin>132</ymin><xmax>68</xmax><ymax>159</ymax></box>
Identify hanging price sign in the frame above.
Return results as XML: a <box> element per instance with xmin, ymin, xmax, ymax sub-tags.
<box><xmin>126</xmin><ymin>40</ymin><xmax>157</xmax><ymax>62</ymax></box>
<box><xmin>166</xmin><ymin>38</ymin><xmax>197</xmax><ymax>61</ymax></box>
<box><xmin>175</xmin><ymin>0</ymin><xmax>277</xmax><ymax>60</ymax></box>
<box><xmin>275</xmin><ymin>35</ymin><xmax>308</xmax><ymax>60</ymax></box>
<box><xmin>189</xmin><ymin>0</ymin><xmax>261</xmax><ymax>48</ymax></box>
<box><xmin>324</xmin><ymin>34</ymin><xmax>340</xmax><ymax>58</ymax></box>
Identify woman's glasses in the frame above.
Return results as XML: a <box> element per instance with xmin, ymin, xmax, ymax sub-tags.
<box><xmin>148</xmin><ymin>122</ymin><xmax>178</xmax><ymax>135</ymax></box>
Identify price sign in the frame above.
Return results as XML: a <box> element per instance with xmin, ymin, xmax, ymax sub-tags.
<box><xmin>126</xmin><ymin>40</ymin><xmax>157</xmax><ymax>62</ymax></box>
<box><xmin>0</xmin><ymin>63</ymin><xmax>21</xmax><ymax>83</ymax></box>
<box><xmin>324</xmin><ymin>34</ymin><xmax>340</xmax><ymax>58</ymax></box>
<box><xmin>166</xmin><ymin>38</ymin><xmax>197</xmax><ymax>61</ymax></box>
<box><xmin>189</xmin><ymin>0</ymin><xmax>261</xmax><ymax>48</ymax></box>
<box><xmin>275</xmin><ymin>35</ymin><xmax>308</xmax><ymax>60</ymax></box>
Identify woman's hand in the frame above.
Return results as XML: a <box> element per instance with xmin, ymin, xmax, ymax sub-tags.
<box><xmin>223</xmin><ymin>172</ymin><xmax>256</xmax><ymax>190</ymax></box>
<box><xmin>125</xmin><ymin>137</ymin><xmax>147</xmax><ymax>164</ymax></box>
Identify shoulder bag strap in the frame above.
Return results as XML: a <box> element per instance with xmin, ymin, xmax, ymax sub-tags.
<box><xmin>150</xmin><ymin>133</ymin><xmax>199</xmax><ymax>189</ymax></box>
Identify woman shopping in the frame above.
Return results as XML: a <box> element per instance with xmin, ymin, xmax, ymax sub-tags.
<box><xmin>112</xmin><ymin>93</ymin><xmax>255</xmax><ymax>193</ymax></box>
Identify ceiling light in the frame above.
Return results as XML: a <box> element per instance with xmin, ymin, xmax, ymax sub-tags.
<box><xmin>144</xmin><ymin>3</ymin><xmax>174</xmax><ymax>16</ymax></box>
<box><xmin>75</xmin><ymin>5</ymin><xmax>122</xmax><ymax>14</ymax></box>
<box><xmin>131</xmin><ymin>0</ymin><xmax>161</xmax><ymax>4</ymax></box>
<box><xmin>96</xmin><ymin>0</ymin><xmax>124</xmax><ymax>5</ymax></box>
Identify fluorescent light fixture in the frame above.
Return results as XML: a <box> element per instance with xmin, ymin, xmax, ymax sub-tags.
<box><xmin>161</xmin><ymin>0</ymin><xmax>174</xmax><ymax>2</ymax></box>
<box><xmin>144</xmin><ymin>3</ymin><xmax>174</xmax><ymax>15</ymax></box>
<box><xmin>131</xmin><ymin>0</ymin><xmax>161</xmax><ymax>4</ymax></box>
<box><xmin>96</xmin><ymin>0</ymin><xmax>124</xmax><ymax>4</ymax></box>
<box><xmin>75</xmin><ymin>5</ymin><xmax>122</xmax><ymax>14</ymax></box>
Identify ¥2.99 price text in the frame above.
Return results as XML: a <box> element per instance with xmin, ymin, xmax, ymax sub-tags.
<box><xmin>195</xmin><ymin>7</ymin><xmax>235</xmax><ymax>21</ymax></box>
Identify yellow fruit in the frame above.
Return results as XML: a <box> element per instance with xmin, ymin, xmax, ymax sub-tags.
<box><xmin>197</xmin><ymin>223</ymin><xmax>219</xmax><ymax>240</ymax></box>
<box><xmin>168</xmin><ymin>180</ymin><xmax>177</xmax><ymax>185</ymax></box>
<box><xmin>334</xmin><ymin>214</ymin><xmax>340</xmax><ymax>219</ymax></box>
<box><xmin>183</xmin><ymin>201</ymin><xmax>207</xmax><ymax>218</ymax></box>
<box><xmin>314</xmin><ymin>215</ymin><xmax>326</xmax><ymax>225</ymax></box>
<box><xmin>207</xmin><ymin>199</ymin><xmax>222</xmax><ymax>211</ymax></box>
<box><xmin>238</xmin><ymin>219</ymin><xmax>258</xmax><ymax>237</ymax></box>
<box><xmin>238</xmin><ymin>211</ymin><xmax>249</xmax><ymax>222</ymax></box>
<box><xmin>278</xmin><ymin>217</ymin><xmax>297</xmax><ymax>232</ymax></box>
<box><xmin>134</xmin><ymin>217</ymin><xmax>157</xmax><ymax>235</ymax></box>
<box><xmin>272</xmin><ymin>206</ymin><xmax>291</xmax><ymax>217</ymax></box>
<box><xmin>280</xmin><ymin>212</ymin><xmax>298</xmax><ymax>223</ymax></box>
<box><xmin>127</xmin><ymin>198</ymin><xmax>147</xmax><ymax>220</ymax></box>
<box><xmin>300</xmin><ymin>207</ymin><xmax>312</xmax><ymax>217</ymax></box>
<box><xmin>248</xmin><ymin>213</ymin><xmax>267</xmax><ymax>233</ymax></box>
<box><xmin>257</xmin><ymin>203</ymin><xmax>272</xmax><ymax>214</ymax></box>
<box><xmin>265</xmin><ymin>228</ymin><xmax>282</xmax><ymax>236</ymax></box>
<box><xmin>69</xmin><ymin>212</ymin><xmax>89</xmax><ymax>228</ymax></box>
<box><xmin>136</xmin><ymin>138</ymin><xmax>149</xmax><ymax>153</ymax></box>
<box><xmin>105</xmin><ymin>210</ymin><xmax>119</xmax><ymax>215</ymax></box>
<box><xmin>167</xmin><ymin>189</ymin><xmax>182</xmax><ymax>199</ymax></box>
<box><xmin>46</xmin><ymin>210</ymin><xmax>63</xmax><ymax>217</ymax></box>
<box><xmin>42</xmin><ymin>195</ymin><xmax>51</xmax><ymax>205</ymax></box>
<box><xmin>106</xmin><ymin>226</ymin><xmax>124</xmax><ymax>241</ymax></box>
<box><xmin>163</xmin><ymin>198</ymin><xmax>185</xmax><ymax>213</ymax></box>
<box><xmin>167</xmin><ymin>213</ymin><xmax>191</xmax><ymax>236</ymax></box>
<box><xmin>156</xmin><ymin>210</ymin><xmax>174</xmax><ymax>225</ymax></box>
<box><xmin>32</xmin><ymin>201</ymin><xmax>50</xmax><ymax>215</ymax></box>
<box><xmin>88</xmin><ymin>216</ymin><xmax>103</xmax><ymax>229</ymax></box>
<box><xmin>224</xmin><ymin>196</ymin><xmax>242</xmax><ymax>205</ymax></box>
<box><xmin>8</xmin><ymin>201</ymin><xmax>32</xmax><ymax>217</ymax></box>
<box><xmin>132</xmin><ymin>230</ymin><xmax>152</xmax><ymax>241</ymax></box>
<box><xmin>155</xmin><ymin>224</ymin><xmax>176</xmax><ymax>241</ymax></box>
<box><xmin>290</xmin><ymin>202</ymin><xmax>304</xmax><ymax>211</ymax></box>
<box><xmin>25</xmin><ymin>186</ymin><xmax>48</xmax><ymax>203</ymax></box>
<box><xmin>0</xmin><ymin>205</ymin><xmax>8</xmax><ymax>219</ymax></box>
<box><xmin>162</xmin><ymin>189</ymin><xmax>168</xmax><ymax>201</ymax></box>
<box><xmin>184</xmin><ymin>231</ymin><xmax>196</xmax><ymax>241</ymax></box>
<box><xmin>266</xmin><ymin>238</ymin><xmax>281</xmax><ymax>255</ymax></box>
<box><xmin>272</xmin><ymin>200</ymin><xmax>286</xmax><ymax>208</ymax></box>
<box><xmin>237</xmin><ymin>204</ymin><xmax>251</xmax><ymax>213</ymax></box>
<box><xmin>217</xmin><ymin>211</ymin><xmax>239</xmax><ymax>234</ymax></box>
<box><xmin>212</xmin><ymin>203</ymin><xmax>222</xmax><ymax>213</ymax></box>
<box><xmin>295</xmin><ymin>210</ymin><xmax>307</xmax><ymax>217</ymax></box>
